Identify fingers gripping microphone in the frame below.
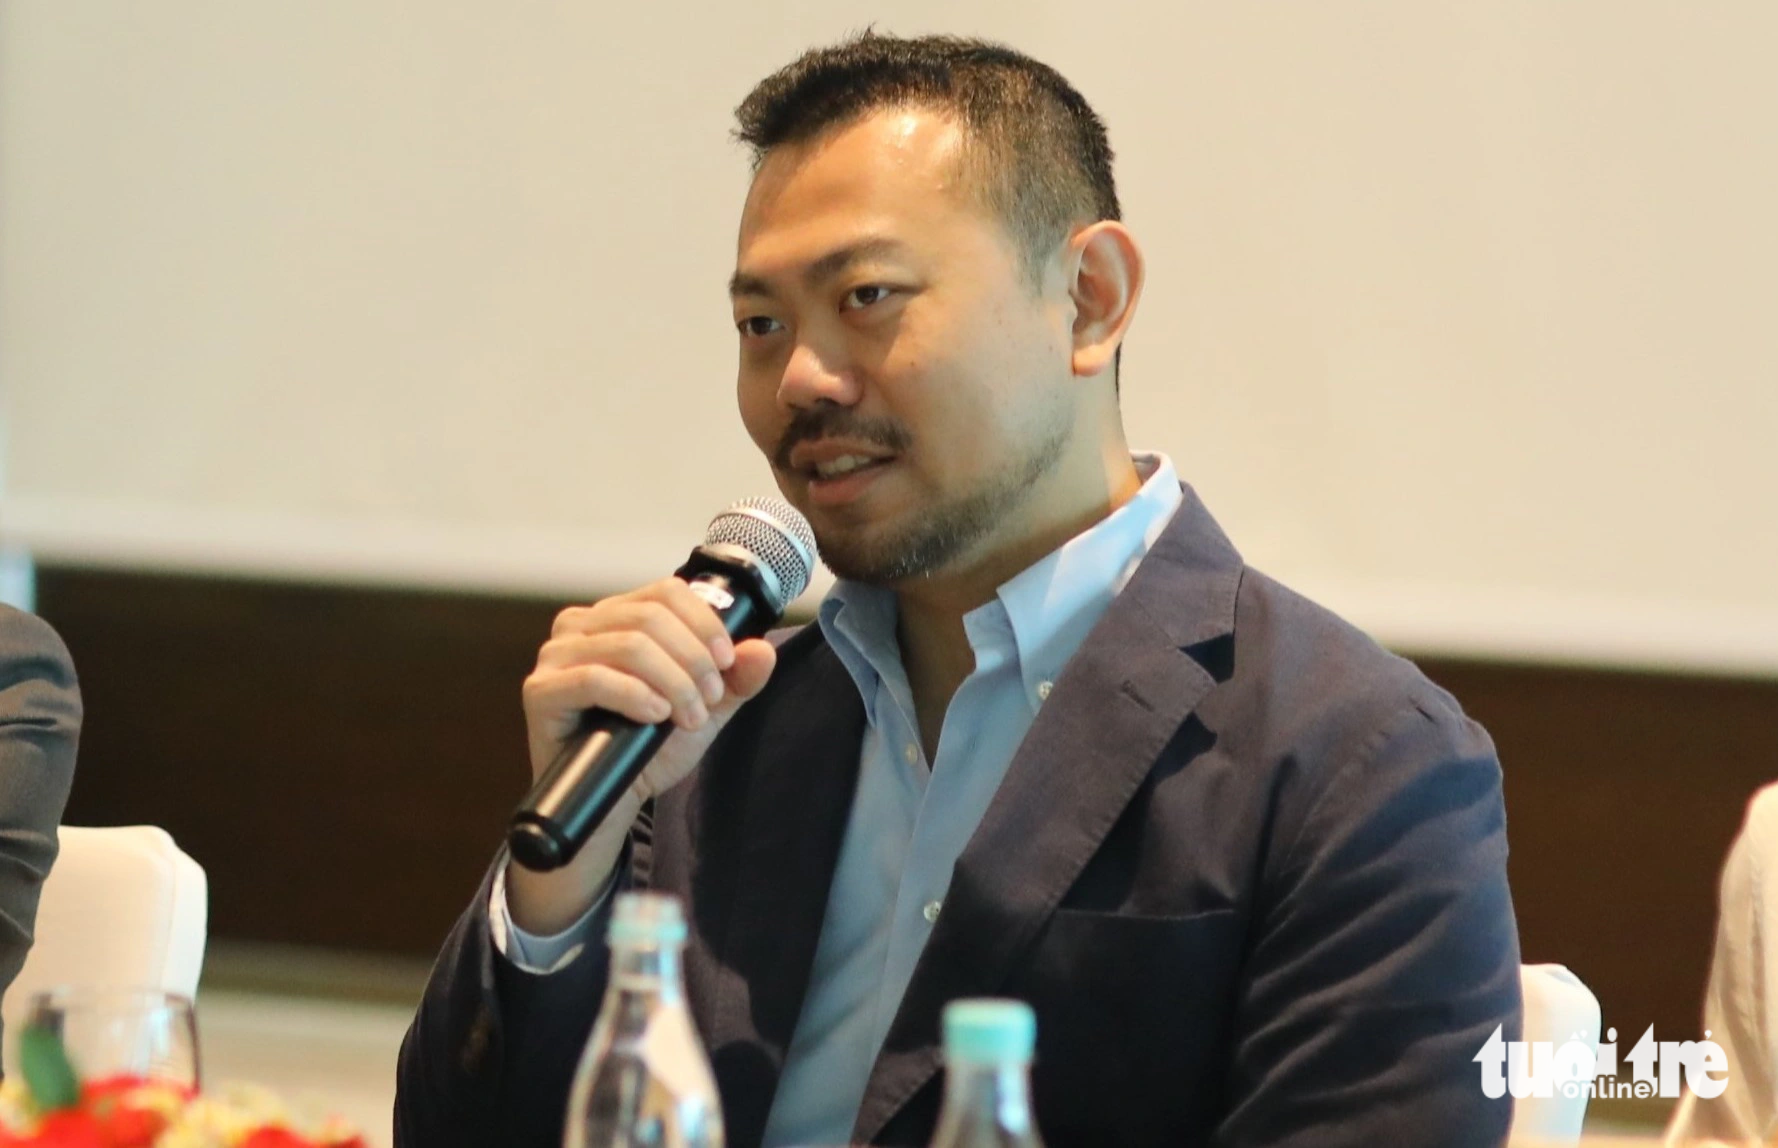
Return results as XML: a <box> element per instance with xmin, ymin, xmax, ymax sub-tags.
<box><xmin>507</xmin><ymin>498</ymin><xmax>818</xmax><ymax>872</ymax></box>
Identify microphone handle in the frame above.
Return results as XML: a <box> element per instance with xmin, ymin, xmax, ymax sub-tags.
<box><xmin>507</xmin><ymin>558</ymin><xmax>773</xmax><ymax>871</ymax></box>
<box><xmin>508</xmin><ymin>708</ymin><xmax>676</xmax><ymax>872</ymax></box>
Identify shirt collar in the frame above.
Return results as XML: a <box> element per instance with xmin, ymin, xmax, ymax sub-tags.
<box><xmin>993</xmin><ymin>451</ymin><xmax>1182</xmax><ymax>703</ymax></box>
<box><xmin>817</xmin><ymin>452</ymin><xmax>1183</xmax><ymax>715</ymax></box>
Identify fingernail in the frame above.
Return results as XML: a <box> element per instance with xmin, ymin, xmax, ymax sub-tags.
<box><xmin>649</xmin><ymin>697</ymin><xmax>673</xmax><ymax>723</ymax></box>
<box><xmin>710</xmin><ymin>636</ymin><xmax>735</xmax><ymax>670</ymax></box>
<box><xmin>686</xmin><ymin>699</ymin><xmax>709</xmax><ymax>728</ymax></box>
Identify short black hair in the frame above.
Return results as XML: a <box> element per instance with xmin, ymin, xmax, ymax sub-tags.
<box><xmin>734</xmin><ymin>30</ymin><xmax>1122</xmax><ymax>293</ymax></box>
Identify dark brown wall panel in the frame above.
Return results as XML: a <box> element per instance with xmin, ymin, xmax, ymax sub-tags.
<box><xmin>1417</xmin><ymin>658</ymin><xmax>1775</xmax><ymax>1041</ymax></box>
<box><xmin>31</xmin><ymin>565</ymin><xmax>1778</xmax><ymax>1043</ymax></box>
<box><xmin>36</xmin><ymin>567</ymin><xmax>560</xmax><ymax>956</ymax></box>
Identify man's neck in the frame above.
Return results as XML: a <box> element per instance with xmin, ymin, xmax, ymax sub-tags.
<box><xmin>891</xmin><ymin>450</ymin><xmax>1143</xmax><ymax>758</ymax></box>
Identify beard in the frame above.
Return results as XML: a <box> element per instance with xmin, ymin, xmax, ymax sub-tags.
<box><xmin>812</xmin><ymin>412</ymin><xmax>1072</xmax><ymax>586</ymax></box>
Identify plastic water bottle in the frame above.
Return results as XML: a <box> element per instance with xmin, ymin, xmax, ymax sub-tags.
<box><xmin>928</xmin><ymin>998</ymin><xmax>1045</xmax><ymax>1148</ymax></box>
<box><xmin>565</xmin><ymin>892</ymin><xmax>724</xmax><ymax>1148</ymax></box>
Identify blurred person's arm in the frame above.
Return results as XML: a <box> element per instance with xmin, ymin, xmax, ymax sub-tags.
<box><xmin>0</xmin><ymin>607</ymin><xmax>81</xmax><ymax>1032</ymax></box>
<box><xmin>1666</xmin><ymin>785</ymin><xmax>1778</xmax><ymax>1146</ymax></box>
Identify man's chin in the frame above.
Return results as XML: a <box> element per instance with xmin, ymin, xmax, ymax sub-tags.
<box><xmin>811</xmin><ymin>522</ymin><xmax>909</xmax><ymax>585</ymax></box>
<box><xmin>803</xmin><ymin>473</ymin><xmax>1021</xmax><ymax>586</ymax></box>
<box><xmin>808</xmin><ymin>530</ymin><xmax>889</xmax><ymax>585</ymax></box>
<box><xmin>816</xmin><ymin>517</ymin><xmax>980</xmax><ymax>586</ymax></box>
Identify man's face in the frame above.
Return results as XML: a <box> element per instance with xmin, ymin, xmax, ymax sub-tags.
<box><xmin>731</xmin><ymin>107</ymin><xmax>1079</xmax><ymax>585</ymax></box>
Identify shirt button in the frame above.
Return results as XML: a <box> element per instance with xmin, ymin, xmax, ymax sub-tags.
<box><xmin>1037</xmin><ymin>680</ymin><xmax>1054</xmax><ymax>701</ymax></box>
<box><xmin>903</xmin><ymin>742</ymin><xmax>919</xmax><ymax>765</ymax></box>
<box><xmin>923</xmin><ymin>900</ymin><xmax>943</xmax><ymax>924</ymax></box>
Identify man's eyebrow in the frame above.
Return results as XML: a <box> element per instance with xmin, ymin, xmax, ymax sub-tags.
<box><xmin>728</xmin><ymin>238</ymin><xmax>909</xmax><ymax>298</ymax></box>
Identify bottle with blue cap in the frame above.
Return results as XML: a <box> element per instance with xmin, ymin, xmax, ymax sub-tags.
<box><xmin>929</xmin><ymin>998</ymin><xmax>1045</xmax><ymax>1148</ymax></box>
<box><xmin>565</xmin><ymin>891</ymin><xmax>725</xmax><ymax>1148</ymax></box>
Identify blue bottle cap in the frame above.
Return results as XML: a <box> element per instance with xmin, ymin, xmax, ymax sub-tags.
<box><xmin>607</xmin><ymin>891</ymin><xmax>689</xmax><ymax>946</ymax></box>
<box><xmin>943</xmin><ymin>998</ymin><xmax>1036</xmax><ymax>1064</ymax></box>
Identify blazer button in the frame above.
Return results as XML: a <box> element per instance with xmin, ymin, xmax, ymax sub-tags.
<box><xmin>1036</xmin><ymin>680</ymin><xmax>1054</xmax><ymax>701</ymax></box>
<box><xmin>922</xmin><ymin>900</ymin><xmax>942</xmax><ymax>924</ymax></box>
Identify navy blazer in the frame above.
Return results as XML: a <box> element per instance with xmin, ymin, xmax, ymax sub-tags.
<box><xmin>396</xmin><ymin>484</ymin><xmax>1521</xmax><ymax>1147</ymax></box>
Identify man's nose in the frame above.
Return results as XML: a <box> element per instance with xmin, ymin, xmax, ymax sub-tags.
<box><xmin>777</xmin><ymin>340</ymin><xmax>862</xmax><ymax>409</ymax></box>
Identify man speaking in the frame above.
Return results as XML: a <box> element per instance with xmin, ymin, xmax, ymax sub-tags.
<box><xmin>396</xmin><ymin>32</ymin><xmax>1521</xmax><ymax>1147</ymax></box>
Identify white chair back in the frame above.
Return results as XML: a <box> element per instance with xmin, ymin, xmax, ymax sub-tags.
<box><xmin>1510</xmin><ymin>962</ymin><xmax>1603</xmax><ymax>1146</ymax></box>
<box><xmin>0</xmin><ymin>825</ymin><xmax>208</xmax><ymax>1075</ymax></box>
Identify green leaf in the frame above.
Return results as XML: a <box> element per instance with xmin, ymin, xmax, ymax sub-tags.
<box><xmin>18</xmin><ymin>1025</ymin><xmax>80</xmax><ymax>1111</ymax></box>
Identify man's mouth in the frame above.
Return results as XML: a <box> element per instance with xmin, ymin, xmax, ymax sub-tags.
<box><xmin>809</xmin><ymin>454</ymin><xmax>891</xmax><ymax>480</ymax></box>
<box><xmin>789</xmin><ymin>446</ymin><xmax>899</xmax><ymax>507</ymax></box>
<box><xmin>787</xmin><ymin>439</ymin><xmax>900</xmax><ymax>481</ymax></box>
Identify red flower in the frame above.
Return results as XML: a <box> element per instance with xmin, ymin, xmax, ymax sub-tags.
<box><xmin>23</xmin><ymin>1110</ymin><xmax>105</xmax><ymax>1148</ymax></box>
<box><xmin>240</xmin><ymin>1129</ymin><xmax>318</xmax><ymax>1148</ymax></box>
<box><xmin>97</xmin><ymin>1106</ymin><xmax>164</xmax><ymax>1148</ymax></box>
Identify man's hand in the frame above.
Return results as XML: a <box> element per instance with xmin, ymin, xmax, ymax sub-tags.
<box><xmin>505</xmin><ymin>577</ymin><xmax>777</xmax><ymax>935</ymax></box>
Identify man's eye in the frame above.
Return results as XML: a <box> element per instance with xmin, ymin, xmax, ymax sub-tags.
<box><xmin>844</xmin><ymin>285</ymin><xmax>892</xmax><ymax>309</ymax></box>
<box><xmin>737</xmin><ymin>316</ymin><xmax>781</xmax><ymax>338</ymax></box>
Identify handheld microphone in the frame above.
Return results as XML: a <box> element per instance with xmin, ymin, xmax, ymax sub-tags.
<box><xmin>507</xmin><ymin>497</ymin><xmax>818</xmax><ymax>872</ymax></box>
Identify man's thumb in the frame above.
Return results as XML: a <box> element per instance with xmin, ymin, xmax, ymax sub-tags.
<box><xmin>717</xmin><ymin>638</ymin><xmax>777</xmax><ymax>710</ymax></box>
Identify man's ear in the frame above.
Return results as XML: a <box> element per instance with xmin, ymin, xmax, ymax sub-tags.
<box><xmin>1067</xmin><ymin>221</ymin><xmax>1144</xmax><ymax>378</ymax></box>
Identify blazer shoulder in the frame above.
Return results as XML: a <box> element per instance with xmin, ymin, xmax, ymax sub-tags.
<box><xmin>1221</xmin><ymin>567</ymin><xmax>1486</xmax><ymax>766</ymax></box>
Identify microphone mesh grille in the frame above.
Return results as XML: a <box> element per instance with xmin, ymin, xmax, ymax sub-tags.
<box><xmin>704</xmin><ymin>497</ymin><xmax>818</xmax><ymax>610</ymax></box>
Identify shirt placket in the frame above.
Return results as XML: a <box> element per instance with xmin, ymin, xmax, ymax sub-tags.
<box><xmin>870</xmin><ymin>621</ymin><xmax>1015</xmax><ymax>1052</ymax></box>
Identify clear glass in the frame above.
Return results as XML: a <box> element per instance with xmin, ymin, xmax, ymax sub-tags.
<box><xmin>565</xmin><ymin>940</ymin><xmax>724</xmax><ymax>1148</ymax></box>
<box><xmin>23</xmin><ymin>987</ymin><xmax>201</xmax><ymax>1093</ymax></box>
<box><xmin>928</xmin><ymin>1060</ymin><xmax>1044</xmax><ymax>1148</ymax></box>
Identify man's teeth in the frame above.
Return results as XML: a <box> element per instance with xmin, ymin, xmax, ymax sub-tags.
<box><xmin>813</xmin><ymin>455</ymin><xmax>879</xmax><ymax>479</ymax></box>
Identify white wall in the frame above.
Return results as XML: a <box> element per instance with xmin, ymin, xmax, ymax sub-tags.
<box><xmin>2</xmin><ymin>2</ymin><xmax>1774</xmax><ymax>675</ymax></box>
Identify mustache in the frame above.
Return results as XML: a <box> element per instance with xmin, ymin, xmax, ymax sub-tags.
<box><xmin>772</xmin><ymin>407</ymin><xmax>913</xmax><ymax>472</ymax></box>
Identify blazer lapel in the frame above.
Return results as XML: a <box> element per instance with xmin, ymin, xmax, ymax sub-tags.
<box><xmin>697</xmin><ymin>632</ymin><xmax>867</xmax><ymax>1148</ymax></box>
<box><xmin>851</xmin><ymin>484</ymin><xmax>1245</xmax><ymax>1144</ymax></box>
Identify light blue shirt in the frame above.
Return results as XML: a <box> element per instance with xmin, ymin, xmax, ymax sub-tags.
<box><xmin>761</xmin><ymin>452</ymin><xmax>1183</xmax><ymax>1147</ymax></box>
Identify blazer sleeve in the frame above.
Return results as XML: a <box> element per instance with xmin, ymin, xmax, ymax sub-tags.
<box><xmin>395</xmin><ymin>837</ymin><xmax>637</xmax><ymax>1148</ymax></box>
<box><xmin>0</xmin><ymin>606</ymin><xmax>81</xmax><ymax>1005</ymax></box>
<box><xmin>1215</xmin><ymin>695</ymin><xmax>1522</xmax><ymax>1148</ymax></box>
